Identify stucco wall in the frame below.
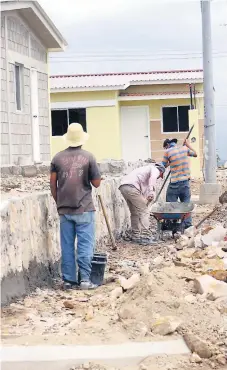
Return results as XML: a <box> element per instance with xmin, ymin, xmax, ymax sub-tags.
<box><xmin>51</xmin><ymin>104</ymin><xmax>121</xmax><ymax>161</ymax></box>
<box><xmin>120</xmin><ymin>98</ymin><xmax>204</xmax><ymax>167</ymax></box>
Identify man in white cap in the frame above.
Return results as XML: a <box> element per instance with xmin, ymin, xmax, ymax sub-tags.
<box><xmin>50</xmin><ymin>123</ymin><xmax>101</xmax><ymax>290</ymax></box>
<box><xmin>119</xmin><ymin>163</ymin><xmax>165</xmax><ymax>245</ymax></box>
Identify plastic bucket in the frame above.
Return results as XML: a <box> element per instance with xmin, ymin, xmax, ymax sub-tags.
<box><xmin>90</xmin><ymin>260</ymin><xmax>106</xmax><ymax>286</ymax></box>
<box><xmin>93</xmin><ymin>253</ymin><xmax>107</xmax><ymax>263</ymax></box>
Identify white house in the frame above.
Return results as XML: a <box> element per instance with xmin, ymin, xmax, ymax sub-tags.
<box><xmin>1</xmin><ymin>0</ymin><xmax>67</xmax><ymax>166</ymax></box>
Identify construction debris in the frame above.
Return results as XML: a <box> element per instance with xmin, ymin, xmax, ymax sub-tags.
<box><xmin>1</xmin><ymin>175</ymin><xmax>227</xmax><ymax>370</ymax></box>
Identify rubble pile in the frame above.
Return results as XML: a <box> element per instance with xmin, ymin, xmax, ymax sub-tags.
<box><xmin>1</xmin><ymin>173</ymin><xmax>227</xmax><ymax>369</ymax></box>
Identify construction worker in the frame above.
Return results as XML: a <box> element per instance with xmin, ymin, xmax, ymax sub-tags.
<box><xmin>162</xmin><ymin>138</ymin><xmax>197</xmax><ymax>229</ymax></box>
<box><xmin>119</xmin><ymin>163</ymin><xmax>165</xmax><ymax>245</ymax></box>
<box><xmin>50</xmin><ymin>123</ymin><xmax>101</xmax><ymax>290</ymax></box>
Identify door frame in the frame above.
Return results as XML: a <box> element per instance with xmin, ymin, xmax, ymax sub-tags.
<box><xmin>30</xmin><ymin>67</ymin><xmax>40</xmax><ymax>163</ymax></box>
<box><xmin>120</xmin><ymin>105</ymin><xmax>151</xmax><ymax>160</ymax></box>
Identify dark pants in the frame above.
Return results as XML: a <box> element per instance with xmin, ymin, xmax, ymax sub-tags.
<box><xmin>166</xmin><ymin>180</ymin><xmax>192</xmax><ymax>228</ymax></box>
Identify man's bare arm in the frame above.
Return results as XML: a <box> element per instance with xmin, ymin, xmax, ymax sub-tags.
<box><xmin>50</xmin><ymin>172</ymin><xmax>57</xmax><ymax>202</ymax></box>
<box><xmin>184</xmin><ymin>139</ymin><xmax>198</xmax><ymax>157</ymax></box>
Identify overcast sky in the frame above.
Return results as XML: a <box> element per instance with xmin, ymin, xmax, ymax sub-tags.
<box><xmin>39</xmin><ymin>0</ymin><xmax>227</xmax><ymax>159</ymax></box>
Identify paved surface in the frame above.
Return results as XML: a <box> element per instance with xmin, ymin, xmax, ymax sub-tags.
<box><xmin>2</xmin><ymin>339</ymin><xmax>190</xmax><ymax>370</ymax></box>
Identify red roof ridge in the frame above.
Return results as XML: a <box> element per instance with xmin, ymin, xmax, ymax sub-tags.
<box><xmin>50</xmin><ymin>69</ymin><xmax>203</xmax><ymax>79</ymax></box>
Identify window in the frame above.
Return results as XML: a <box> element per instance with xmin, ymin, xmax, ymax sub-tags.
<box><xmin>51</xmin><ymin>108</ymin><xmax>87</xmax><ymax>136</ymax></box>
<box><xmin>15</xmin><ymin>64</ymin><xmax>23</xmax><ymax>111</ymax></box>
<box><xmin>162</xmin><ymin>106</ymin><xmax>190</xmax><ymax>133</ymax></box>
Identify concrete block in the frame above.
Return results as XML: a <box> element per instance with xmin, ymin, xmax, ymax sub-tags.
<box><xmin>199</xmin><ymin>183</ymin><xmax>222</xmax><ymax>205</ymax></box>
<box><xmin>21</xmin><ymin>165</ymin><xmax>37</xmax><ymax>177</ymax></box>
<box><xmin>11</xmin><ymin>165</ymin><xmax>22</xmax><ymax>176</ymax></box>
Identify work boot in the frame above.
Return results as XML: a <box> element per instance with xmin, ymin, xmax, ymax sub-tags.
<box><xmin>62</xmin><ymin>281</ymin><xmax>78</xmax><ymax>290</ymax></box>
<box><xmin>80</xmin><ymin>281</ymin><xmax>98</xmax><ymax>290</ymax></box>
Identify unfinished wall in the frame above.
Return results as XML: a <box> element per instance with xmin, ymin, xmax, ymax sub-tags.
<box><xmin>1</xmin><ymin>161</ymin><xmax>167</xmax><ymax>305</ymax></box>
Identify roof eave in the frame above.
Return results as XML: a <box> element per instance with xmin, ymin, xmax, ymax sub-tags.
<box><xmin>50</xmin><ymin>85</ymin><xmax>126</xmax><ymax>93</ymax></box>
<box><xmin>129</xmin><ymin>79</ymin><xmax>203</xmax><ymax>86</ymax></box>
<box><xmin>118</xmin><ymin>93</ymin><xmax>204</xmax><ymax>101</ymax></box>
<box><xmin>1</xmin><ymin>1</ymin><xmax>68</xmax><ymax>51</ymax></box>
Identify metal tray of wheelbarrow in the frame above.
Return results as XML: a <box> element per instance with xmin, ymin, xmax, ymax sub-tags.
<box><xmin>150</xmin><ymin>202</ymin><xmax>194</xmax><ymax>220</ymax></box>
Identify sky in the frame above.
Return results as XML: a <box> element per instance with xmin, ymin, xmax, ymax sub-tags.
<box><xmin>39</xmin><ymin>0</ymin><xmax>227</xmax><ymax>160</ymax></box>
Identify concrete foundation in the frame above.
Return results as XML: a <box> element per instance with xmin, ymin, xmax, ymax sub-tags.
<box><xmin>1</xmin><ymin>339</ymin><xmax>190</xmax><ymax>370</ymax></box>
<box><xmin>199</xmin><ymin>183</ymin><xmax>222</xmax><ymax>204</ymax></box>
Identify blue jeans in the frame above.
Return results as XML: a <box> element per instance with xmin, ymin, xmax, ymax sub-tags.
<box><xmin>60</xmin><ymin>212</ymin><xmax>95</xmax><ymax>283</ymax></box>
<box><xmin>166</xmin><ymin>180</ymin><xmax>192</xmax><ymax>228</ymax></box>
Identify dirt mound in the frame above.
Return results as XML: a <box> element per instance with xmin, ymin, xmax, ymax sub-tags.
<box><xmin>117</xmin><ymin>266</ymin><xmax>224</xmax><ymax>347</ymax></box>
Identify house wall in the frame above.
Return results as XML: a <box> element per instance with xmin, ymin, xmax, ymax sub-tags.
<box><xmin>51</xmin><ymin>91</ymin><xmax>121</xmax><ymax>160</ymax></box>
<box><xmin>120</xmin><ymin>96</ymin><xmax>204</xmax><ymax>166</ymax></box>
<box><xmin>50</xmin><ymin>88</ymin><xmax>204</xmax><ymax>175</ymax></box>
<box><xmin>1</xmin><ymin>15</ymin><xmax>10</xmax><ymax>165</ymax></box>
<box><xmin>0</xmin><ymin>12</ymin><xmax>50</xmax><ymax>166</ymax></box>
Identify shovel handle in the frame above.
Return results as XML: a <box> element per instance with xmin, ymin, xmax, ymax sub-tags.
<box><xmin>98</xmin><ymin>194</ymin><xmax>117</xmax><ymax>251</ymax></box>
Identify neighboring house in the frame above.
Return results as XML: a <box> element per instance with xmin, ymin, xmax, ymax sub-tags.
<box><xmin>0</xmin><ymin>0</ymin><xmax>67</xmax><ymax>166</ymax></box>
<box><xmin>50</xmin><ymin>70</ymin><xmax>204</xmax><ymax>176</ymax></box>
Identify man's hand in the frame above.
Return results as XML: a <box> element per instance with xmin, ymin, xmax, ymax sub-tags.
<box><xmin>183</xmin><ymin>139</ymin><xmax>190</xmax><ymax>147</ymax></box>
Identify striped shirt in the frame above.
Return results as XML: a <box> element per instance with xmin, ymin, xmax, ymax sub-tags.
<box><xmin>162</xmin><ymin>143</ymin><xmax>196</xmax><ymax>183</ymax></box>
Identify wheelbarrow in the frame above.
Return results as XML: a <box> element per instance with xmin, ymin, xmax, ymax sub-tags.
<box><xmin>150</xmin><ymin>202</ymin><xmax>195</xmax><ymax>240</ymax></box>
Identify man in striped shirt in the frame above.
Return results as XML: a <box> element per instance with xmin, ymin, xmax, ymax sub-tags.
<box><xmin>162</xmin><ymin>138</ymin><xmax>197</xmax><ymax>228</ymax></box>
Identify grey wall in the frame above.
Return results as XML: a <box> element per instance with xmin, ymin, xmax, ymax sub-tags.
<box><xmin>0</xmin><ymin>13</ymin><xmax>50</xmax><ymax>166</ymax></box>
<box><xmin>1</xmin><ymin>16</ymin><xmax>10</xmax><ymax>165</ymax></box>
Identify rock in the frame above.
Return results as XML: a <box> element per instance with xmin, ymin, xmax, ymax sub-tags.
<box><xmin>82</xmin><ymin>363</ymin><xmax>90</xmax><ymax>370</ymax></box>
<box><xmin>139</xmin><ymin>263</ymin><xmax>150</xmax><ymax>276</ymax></box>
<box><xmin>178</xmin><ymin>249</ymin><xmax>196</xmax><ymax>259</ymax></box>
<box><xmin>190</xmin><ymin>353</ymin><xmax>202</xmax><ymax>363</ymax></box>
<box><xmin>219</xmin><ymin>190</ymin><xmax>227</xmax><ymax>204</ymax></box>
<box><xmin>167</xmin><ymin>245</ymin><xmax>177</xmax><ymax>254</ymax></box>
<box><xmin>150</xmin><ymin>316</ymin><xmax>182</xmax><ymax>335</ymax></box>
<box><xmin>63</xmin><ymin>301</ymin><xmax>74</xmax><ymax>309</ymax></box>
<box><xmin>185</xmin><ymin>294</ymin><xmax>196</xmax><ymax>304</ymax></box>
<box><xmin>84</xmin><ymin>307</ymin><xmax>94</xmax><ymax>321</ymax></box>
<box><xmin>120</xmin><ymin>273</ymin><xmax>140</xmax><ymax>291</ymax></box>
<box><xmin>178</xmin><ymin>235</ymin><xmax>189</xmax><ymax>249</ymax></box>
<box><xmin>194</xmin><ymin>234</ymin><xmax>203</xmax><ymax>249</ymax></box>
<box><xmin>110</xmin><ymin>287</ymin><xmax>123</xmax><ymax>300</ymax></box>
<box><xmin>216</xmin><ymin>354</ymin><xmax>226</xmax><ymax>365</ymax></box>
<box><xmin>194</xmin><ymin>275</ymin><xmax>227</xmax><ymax>300</ymax></box>
<box><xmin>139</xmin><ymin>365</ymin><xmax>148</xmax><ymax>370</ymax></box>
<box><xmin>185</xmin><ymin>226</ymin><xmax>198</xmax><ymax>238</ymax></box>
<box><xmin>153</xmin><ymin>256</ymin><xmax>164</xmax><ymax>267</ymax></box>
<box><xmin>118</xmin><ymin>307</ymin><xmax>135</xmax><ymax>320</ymax></box>
<box><xmin>184</xmin><ymin>333</ymin><xmax>212</xmax><ymax>358</ymax></box>
<box><xmin>207</xmin><ymin>270</ymin><xmax>227</xmax><ymax>283</ymax></box>
<box><xmin>202</xmin><ymin>226</ymin><xmax>227</xmax><ymax>247</ymax></box>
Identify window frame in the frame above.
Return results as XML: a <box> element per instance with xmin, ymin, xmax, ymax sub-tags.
<box><xmin>15</xmin><ymin>63</ymin><xmax>24</xmax><ymax>112</ymax></box>
<box><xmin>161</xmin><ymin>105</ymin><xmax>190</xmax><ymax>134</ymax></box>
<box><xmin>51</xmin><ymin>108</ymin><xmax>87</xmax><ymax>137</ymax></box>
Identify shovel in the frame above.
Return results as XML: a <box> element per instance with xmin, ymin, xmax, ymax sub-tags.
<box><xmin>195</xmin><ymin>190</ymin><xmax>227</xmax><ymax>229</ymax></box>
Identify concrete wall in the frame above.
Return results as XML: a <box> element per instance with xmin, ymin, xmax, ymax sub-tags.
<box><xmin>0</xmin><ymin>12</ymin><xmax>50</xmax><ymax>166</ymax></box>
<box><xmin>1</xmin><ymin>161</ymin><xmax>166</xmax><ymax>305</ymax></box>
<box><xmin>1</xmin><ymin>15</ymin><xmax>10</xmax><ymax>165</ymax></box>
